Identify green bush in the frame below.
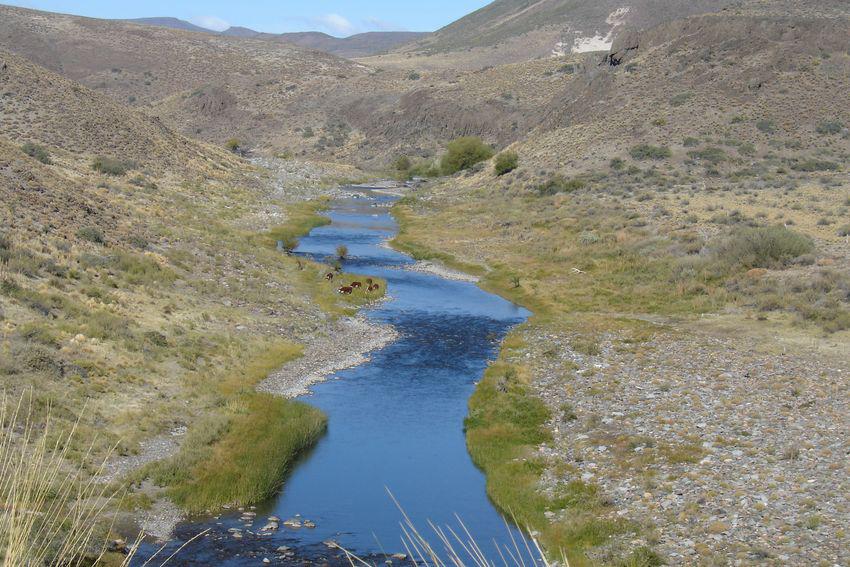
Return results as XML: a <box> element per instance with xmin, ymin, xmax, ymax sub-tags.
<box><xmin>669</xmin><ymin>92</ymin><xmax>693</xmax><ymax>107</ymax></box>
<box><xmin>76</xmin><ymin>227</ymin><xmax>105</xmax><ymax>244</ymax></box>
<box><xmin>715</xmin><ymin>226</ymin><xmax>815</xmax><ymax>269</ymax></box>
<box><xmin>21</xmin><ymin>143</ymin><xmax>52</xmax><ymax>164</ymax></box>
<box><xmin>440</xmin><ymin>137</ymin><xmax>494</xmax><ymax>175</ymax></box>
<box><xmin>225</xmin><ymin>139</ymin><xmax>241</xmax><ymax>153</ymax></box>
<box><xmin>91</xmin><ymin>156</ymin><xmax>132</xmax><ymax>176</ymax></box>
<box><xmin>756</xmin><ymin>119</ymin><xmax>777</xmax><ymax>133</ymax></box>
<box><xmin>816</xmin><ymin>121</ymin><xmax>844</xmax><ymax>135</ymax></box>
<box><xmin>683</xmin><ymin>137</ymin><xmax>700</xmax><ymax>147</ymax></box>
<box><xmin>393</xmin><ymin>155</ymin><xmax>412</xmax><ymax>171</ymax></box>
<box><xmin>494</xmin><ymin>151</ymin><xmax>519</xmax><ymax>175</ymax></box>
<box><xmin>791</xmin><ymin>159</ymin><xmax>839</xmax><ymax>172</ymax></box>
<box><xmin>537</xmin><ymin>175</ymin><xmax>586</xmax><ymax>196</ymax></box>
<box><xmin>629</xmin><ymin>144</ymin><xmax>671</xmax><ymax>161</ymax></box>
<box><xmin>687</xmin><ymin>147</ymin><xmax>727</xmax><ymax>165</ymax></box>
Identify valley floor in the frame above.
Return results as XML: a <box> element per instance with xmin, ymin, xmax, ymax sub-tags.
<box><xmin>391</xmin><ymin>178</ymin><xmax>850</xmax><ymax>565</ymax></box>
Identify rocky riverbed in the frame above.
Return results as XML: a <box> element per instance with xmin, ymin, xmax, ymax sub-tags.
<box><xmin>258</xmin><ymin>315</ymin><xmax>399</xmax><ymax>399</ymax></box>
<box><xmin>508</xmin><ymin>320</ymin><xmax>849</xmax><ymax>565</ymax></box>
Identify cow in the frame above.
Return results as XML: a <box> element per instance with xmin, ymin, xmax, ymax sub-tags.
<box><xmin>325</xmin><ymin>272</ymin><xmax>334</xmax><ymax>281</ymax></box>
<box><xmin>368</xmin><ymin>284</ymin><xmax>380</xmax><ymax>292</ymax></box>
<box><xmin>338</xmin><ymin>286</ymin><xmax>353</xmax><ymax>295</ymax></box>
<box><xmin>350</xmin><ymin>281</ymin><xmax>363</xmax><ymax>289</ymax></box>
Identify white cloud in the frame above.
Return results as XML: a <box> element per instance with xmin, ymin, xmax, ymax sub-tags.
<box><xmin>314</xmin><ymin>13</ymin><xmax>356</xmax><ymax>36</ymax></box>
<box><xmin>191</xmin><ymin>15</ymin><xmax>231</xmax><ymax>32</ymax></box>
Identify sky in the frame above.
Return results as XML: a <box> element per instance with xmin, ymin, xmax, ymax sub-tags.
<box><xmin>1</xmin><ymin>0</ymin><xmax>492</xmax><ymax>36</ymax></box>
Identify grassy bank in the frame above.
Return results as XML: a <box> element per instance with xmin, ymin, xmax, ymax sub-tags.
<box><xmin>466</xmin><ymin>334</ymin><xmax>657</xmax><ymax>566</ymax></box>
<box><xmin>140</xmin><ymin>341</ymin><xmax>327</xmax><ymax>512</ymax></box>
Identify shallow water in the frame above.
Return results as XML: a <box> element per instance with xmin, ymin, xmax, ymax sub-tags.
<box><xmin>135</xmin><ymin>191</ymin><xmax>530</xmax><ymax>565</ymax></box>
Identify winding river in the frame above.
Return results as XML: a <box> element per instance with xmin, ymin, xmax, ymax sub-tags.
<box><xmin>136</xmin><ymin>189</ymin><xmax>530</xmax><ymax>565</ymax></box>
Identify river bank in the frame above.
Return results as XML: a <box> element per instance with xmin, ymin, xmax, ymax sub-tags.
<box><xmin>383</xmin><ymin>173</ymin><xmax>850</xmax><ymax>566</ymax></box>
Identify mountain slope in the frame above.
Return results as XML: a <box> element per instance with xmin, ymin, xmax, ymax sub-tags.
<box><xmin>126</xmin><ymin>17</ymin><xmax>211</xmax><ymax>33</ymax></box>
<box><xmin>406</xmin><ymin>0</ymin><xmax>739</xmax><ymax>58</ymax></box>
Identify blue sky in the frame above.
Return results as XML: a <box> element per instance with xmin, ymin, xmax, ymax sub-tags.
<box><xmin>2</xmin><ymin>1</ymin><xmax>492</xmax><ymax>36</ymax></box>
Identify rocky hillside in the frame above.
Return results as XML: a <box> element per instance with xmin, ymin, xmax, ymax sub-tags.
<box><xmin>401</xmin><ymin>0</ymin><xmax>738</xmax><ymax>62</ymax></box>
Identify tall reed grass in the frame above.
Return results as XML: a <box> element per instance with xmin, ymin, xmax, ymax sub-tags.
<box><xmin>0</xmin><ymin>391</ymin><xmax>194</xmax><ymax>566</ymax></box>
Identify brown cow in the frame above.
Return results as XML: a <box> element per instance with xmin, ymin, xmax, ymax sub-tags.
<box><xmin>368</xmin><ymin>284</ymin><xmax>380</xmax><ymax>292</ymax></box>
<box><xmin>350</xmin><ymin>281</ymin><xmax>363</xmax><ymax>289</ymax></box>
<box><xmin>338</xmin><ymin>286</ymin><xmax>353</xmax><ymax>295</ymax></box>
<box><xmin>325</xmin><ymin>272</ymin><xmax>335</xmax><ymax>281</ymax></box>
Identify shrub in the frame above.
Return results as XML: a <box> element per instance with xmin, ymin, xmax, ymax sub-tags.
<box><xmin>393</xmin><ymin>155</ymin><xmax>412</xmax><ymax>171</ymax></box>
<box><xmin>687</xmin><ymin>147</ymin><xmax>727</xmax><ymax>165</ymax></box>
<box><xmin>715</xmin><ymin>226</ymin><xmax>815</xmax><ymax>269</ymax></box>
<box><xmin>302</xmin><ymin>127</ymin><xmax>314</xmax><ymax>138</ymax></box>
<box><xmin>837</xmin><ymin>225</ymin><xmax>850</xmax><ymax>237</ymax></box>
<box><xmin>225</xmin><ymin>138</ymin><xmax>241</xmax><ymax>153</ymax></box>
<box><xmin>537</xmin><ymin>175</ymin><xmax>586</xmax><ymax>195</ymax></box>
<box><xmin>816</xmin><ymin>121</ymin><xmax>843</xmax><ymax>135</ymax></box>
<box><xmin>791</xmin><ymin>159</ymin><xmax>839</xmax><ymax>172</ymax></box>
<box><xmin>91</xmin><ymin>156</ymin><xmax>131</xmax><ymax>176</ymax></box>
<box><xmin>494</xmin><ymin>151</ymin><xmax>519</xmax><ymax>175</ymax></box>
<box><xmin>76</xmin><ymin>227</ymin><xmax>105</xmax><ymax>244</ymax></box>
<box><xmin>683</xmin><ymin>137</ymin><xmax>700</xmax><ymax>147</ymax></box>
<box><xmin>21</xmin><ymin>143</ymin><xmax>51</xmax><ymax>164</ymax></box>
<box><xmin>756</xmin><ymin>119</ymin><xmax>777</xmax><ymax>133</ymax></box>
<box><xmin>670</xmin><ymin>92</ymin><xmax>693</xmax><ymax>107</ymax></box>
<box><xmin>629</xmin><ymin>144</ymin><xmax>671</xmax><ymax>161</ymax></box>
<box><xmin>610</xmin><ymin>157</ymin><xmax>625</xmax><ymax>170</ymax></box>
<box><xmin>440</xmin><ymin>137</ymin><xmax>494</xmax><ymax>175</ymax></box>
<box><xmin>407</xmin><ymin>71</ymin><xmax>421</xmax><ymax>81</ymax></box>
<box><xmin>336</xmin><ymin>244</ymin><xmax>348</xmax><ymax>260</ymax></box>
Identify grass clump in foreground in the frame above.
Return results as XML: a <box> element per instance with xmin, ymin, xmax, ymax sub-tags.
<box><xmin>140</xmin><ymin>341</ymin><xmax>327</xmax><ymax>512</ymax></box>
<box><xmin>465</xmin><ymin>335</ymin><xmax>643</xmax><ymax>566</ymax></box>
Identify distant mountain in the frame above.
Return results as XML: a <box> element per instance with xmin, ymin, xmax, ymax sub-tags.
<box><xmin>279</xmin><ymin>31</ymin><xmax>427</xmax><ymax>58</ymax></box>
<box><xmin>125</xmin><ymin>17</ymin><xmax>425</xmax><ymax>58</ymax></box>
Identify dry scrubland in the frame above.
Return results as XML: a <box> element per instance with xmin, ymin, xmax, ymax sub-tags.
<box><xmin>390</xmin><ymin>10</ymin><xmax>850</xmax><ymax>566</ymax></box>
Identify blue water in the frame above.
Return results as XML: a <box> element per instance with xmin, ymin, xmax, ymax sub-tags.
<box><xmin>135</xmin><ymin>190</ymin><xmax>530</xmax><ymax>565</ymax></box>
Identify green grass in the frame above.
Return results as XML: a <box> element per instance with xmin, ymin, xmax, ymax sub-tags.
<box><xmin>465</xmin><ymin>335</ymin><xmax>636</xmax><ymax>565</ymax></box>
<box><xmin>140</xmin><ymin>341</ymin><xmax>328</xmax><ymax>512</ymax></box>
<box><xmin>263</xmin><ymin>198</ymin><xmax>332</xmax><ymax>250</ymax></box>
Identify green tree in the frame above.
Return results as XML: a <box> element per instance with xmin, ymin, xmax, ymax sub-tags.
<box><xmin>440</xmin><ymin>137</ymin><xmax>494</xmax><ymax>175</ymax></box>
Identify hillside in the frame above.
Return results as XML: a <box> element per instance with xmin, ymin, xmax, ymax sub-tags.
<box><xmin>399</xmin><ymin>0</ymin><xmax>737</xmax><ymax>62</ymax></box>
<box><xmin>389</xmin><ymin>7</ymin><xmax>850</xmax><ymax>565</ymax></box>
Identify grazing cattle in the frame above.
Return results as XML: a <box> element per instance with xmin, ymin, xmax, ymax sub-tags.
<box><xmin>325</xmin><ymin>272</ymin><xmax>334</xmax><ymax>281</ymax></box>
<box><xmin>368</xmin><ymin>284</ymin><xmax>380</xmax><ymax>292</ymax></box>
<box><xmin>338</xmin><ymin>286</ymin><xmax>353</xmax><ymax>295</ymax></box>
<box><xmin>350</xmin><ymin>281</ymin><xmax>363</xmax><ymax>289</ymax></box>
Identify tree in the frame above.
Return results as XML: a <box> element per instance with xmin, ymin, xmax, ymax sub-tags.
<box><xmin>440</xmin><ymin>137</ymin><xmax>494</xmax><ymax>175</ymax></box>
<box><xmin>494</xmin><ymin>151</ymin><xmax>518</xmax><ymax>175</ymax></box>
<box><xmin>393</xmin><ymin>156</ymin><xmax>412</xmax><ymax>171</ymax></box>
<box><xmin>336</xmin><ymin>244</ymin><xmax>348</xmax><ymax>261</ymax></box>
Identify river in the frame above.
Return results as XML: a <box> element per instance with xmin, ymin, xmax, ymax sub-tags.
<box><xmin>134</xmin><ymin>189</ymin><xmax>530</xmax><ymax>565</ymax></box>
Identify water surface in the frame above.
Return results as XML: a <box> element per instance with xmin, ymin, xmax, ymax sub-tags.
<box><xmin>136</xmin><ymin>190</ymin><xmax>529</xmax><ymax>564</ymax></box>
